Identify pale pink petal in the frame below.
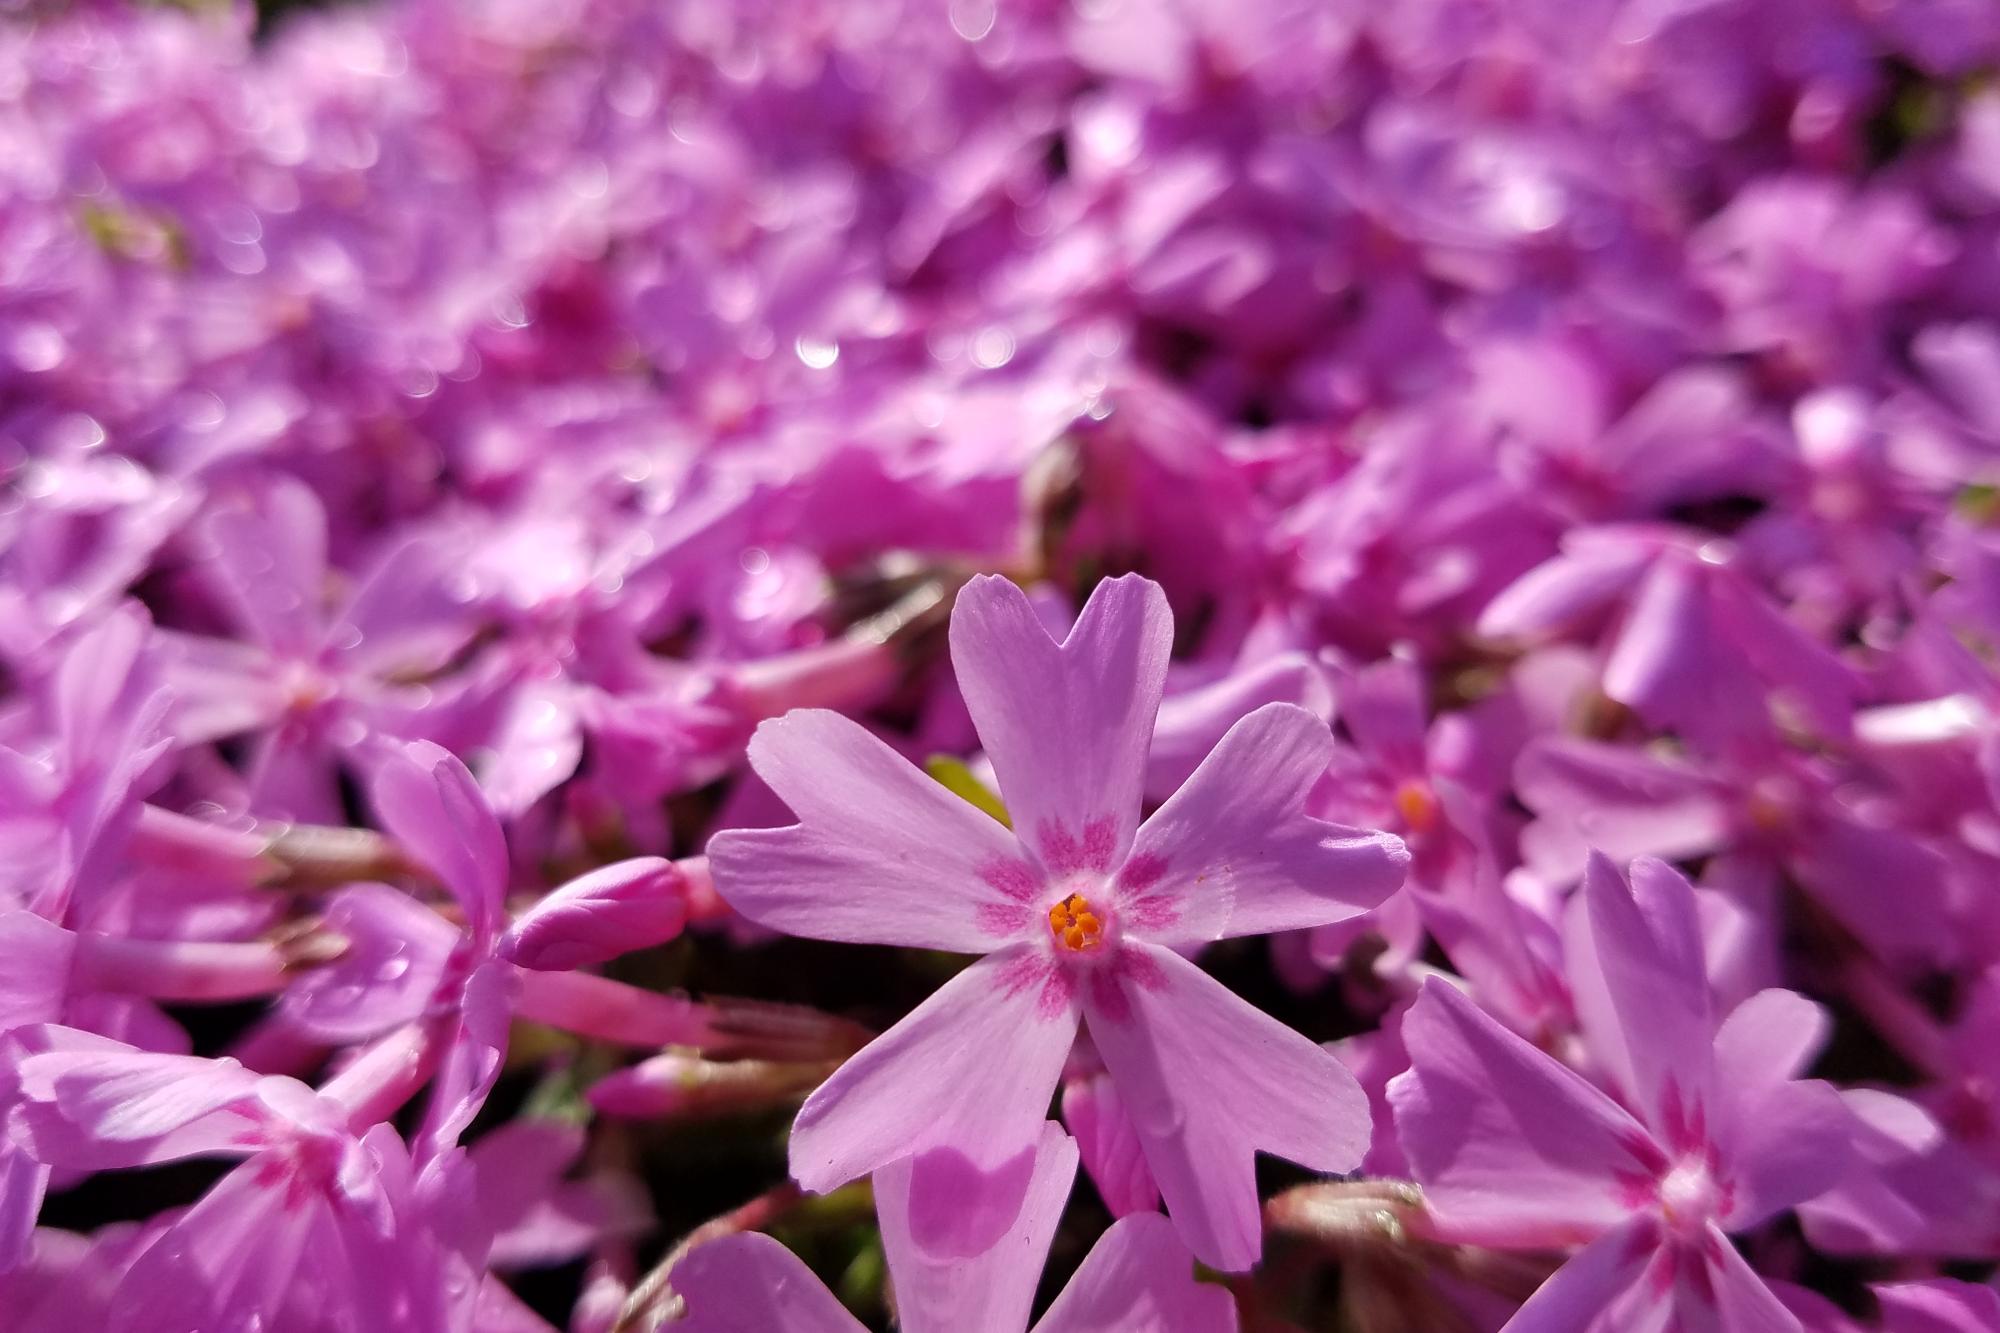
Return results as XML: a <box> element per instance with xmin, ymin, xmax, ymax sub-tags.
<box><xmin>1122</xmin><ymin>704</ymin><xmax>1406</xmax><ymax>948</ymax></box>
<box><xmin>1603</xmin><ymin>559</ymin><xmax>1771</xmax><ymax>748</ymax></box>
<box><xmin>368</xmin><ymin>741</ymin><xmax>507</xmax><ymax>942</ymax></box>
<box><xmin>201</xmin><ymin>479</ymin><xmax>329</xmax><ymax>658</ymax></box>
<box><xmin>0</xmin><ymin>1145</ymin><xmax>48</xmax><ymax>1272</ymax></box>
<box><xmin>152</xmin><ymin>631</ymin><xmax>286</xmax><ymax>744</ymax></box>
<box><xmin>672</xmin><ymin>1233</ymin><xmax>866</xmax><ymax>1333</ymax></box>
<box><xmin>710</xmin><ymin>710</ymin><xmax>1033</xmax><ymax>952</ymax></box>
<box><xmin>950</xmin><ymin>574</ymin><xmax>1171</xmax><ymax>876</ymax></box>
<box><xmin>1498</xmin><ymin>1219</ymin><xmax>1652</xmax><ymax>1333</ymax></box>
<box><xmin>1086</xmin><ymin>941</ymin><xmax>1368</xmax><ymax>1271</ymax></box>
<box><xmin>1147</xmin><ymin>652</ymin><xmax>1327</xmax><ymax>799</ymax></box>
<box><xmin>419</xmin><ymin>959</ymin><xmax>518</xmax><ymax>1159</ymax></box>
<box><xmin>875</xmin><ymin>1122</ymin><xmax>1076</xmax><ymax>1333</ymax></box>
<box><xmin>105</xmin><ymin>1160</ymin><xmax>315</xmax><ymax>1333</ymax></box>
<box><xmin>0</xmin><ymin>912</ymin><xmax>74</xmax><ymax>1030</ymax></box>
<box><xmin>500</xmin><ymin>858</ymin><xmax>685</xmax><ymax>971</ymax></box>
<box><xmin>1390</xmin><ymin>979</ymin><xmax>1656</xmax><ymax>1249</ymax></box>
<box><xmin>284</xmin><ymin>883</ymin><xmax>460</xmax><ymax>1042</ymax></box>
<box><xmin>1711</xmin><ymin>990</ymin><xmax>1829</xmax><ymax>1093</ymax></box>
<box><xmin>1565</xmin><ymin>855</ymin><xmax>1712</xmax><ymax>1128</ymax></box>
<box><xmin>1786</xmin><ymin>815</ymin><xmax>1950</xmax><ymax>963</ymax></box>
<box><xmin>1875</xmin><ymin>1280</ymin><xmax>2000</xmax><ymax>1333</ymax></box>
<box><xmin>480</xmin><ymin>679</ymin><xmax>585</xmax><ymax>818</ymax></box>
<box><xmin>1515</xmin><ymin>739</ymin><xmax>1733</xmax><ymax>872</ymax></box>
<box><xmin>1703</xmin><ymin>1224</ymin><xmax>1805</xmax><ymax>1333</ymax></box>
<box><xmin>1478</xmin><ymin>540</ymin><xmax>1660</xmax><ymax>642</ymax></box>
<box><xmin>49</xmin><ymin>1053</ymin><xmax>257</xmax><ymax>1140</ymax></box>
<box><xmin>1715</xmin><ymin>1076</ymin><xmax>1856</xmax><ymax>1229</ymax></box>
<box><xmin>1033</xmin><ymin>1211</ymin><xmax>1238</xmax><ymax>1333</ymax></box>
<box><xmin>1062</xmin><ymin>1072</ymin><xmax>1161</xmax><ymax>1217</ymax></box>
<box><xmin>789</xmin><ymin>946</ymin><xmax>1078</xmax><ymax>1194</ymax></box>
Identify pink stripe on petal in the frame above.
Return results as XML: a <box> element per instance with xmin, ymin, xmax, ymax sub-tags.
<box><xmin>950</xmin><ymin>575</ymin><xmax>1171</xmax><ymax>876</ymax></box>
<box><xmin>1123</xmin><ymin>704</ymin><xmax>1407</xmax><ymax>948</ymax></box>
<box><xmin>980</xmin><ymin>857</ymin><xmax>1042</xmax><ymax>903</ymax></box>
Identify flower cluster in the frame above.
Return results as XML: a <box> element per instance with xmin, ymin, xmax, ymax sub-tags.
<box><xmin>4</xmin><ymin>0</ymin><xmax>2000</xmax><ymax>1328</ymax></box>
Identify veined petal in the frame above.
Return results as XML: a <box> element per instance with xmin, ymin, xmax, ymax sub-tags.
<box><xmin>711</xmin><ymin>710</ymin><xmax>1034</xmax><ymax>952</ymax></box>
<box><xmin>1498</xmin><ymin>1219</ymin><xmax>1652</xmax><ymax>1333</ymax></box>
<box><xmin>1390</xmin><ymin>979</ymin><xmax>1655</xmax><ymax>1249</ymax></box>
<box><xmin>950</xmin><ymin>574</ymin><xmax>1171</xmax><ymax>878</ymax></box>
<box><xmin>12</xmin><ymin>1035</ymin><xmax>267</xmax><ymax>1169</ymax></box>
<box><xmin>876</xmin><ymin>1121</ymin><xmax>1076</xmax><ymax>1333</ymax></box>
<box><xmin>1122</xmin><ymin>703</ymin><xmax>1406</xmax><ymax>948</ymax></box>
<box><xmin>789</xmin><ymin>946</ymin><xmax>1078</xmax><ymax>1194</ymax></box>
<box><xmin>1086</xmin><ymin>942</ymin><xmax>1368</xmax><ymax>1271</ymax></box>
<box><xmin>671</xmin><ymin>1233</ymin><xmax>866</xmax><ymax>1333</ymax></box>
<box><xmin>1033</xmin><ymin>1211</ymin><xmax>1238</xmax><ymax>1333</ymax></box>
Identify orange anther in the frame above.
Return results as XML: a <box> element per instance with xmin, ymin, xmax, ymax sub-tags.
<box><xmin>1048</xmin><ymin>893</ymin><xmax>1104</xmax><ymax>952</ymax></box>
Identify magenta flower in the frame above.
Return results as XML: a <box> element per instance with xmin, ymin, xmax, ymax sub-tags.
<box><xmin>1390</xmin><ymin>854</ymin><xmax>1855</xmax><ymax>1332</ymax></box>
<box><xmin>3</xmin><ymin>1025</ymin><xmax>487</xmax><ymax>1333</ymax></box>
<box><xmin>671</xmin><ymin>1122</ymin><xmax>1235</xmax><ymax>1333</ymax></box>
<box><xmin>709</xmin><ymin>574</ymin><xmax>1408</xmax><ymax>1270</ymax></box>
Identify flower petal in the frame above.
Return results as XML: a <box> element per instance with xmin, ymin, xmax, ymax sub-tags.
<box><xmin>200</xmin><ymin>481</ymin><xmax>329</xmax><ymax>656</ymax></box>
<box><xmin>1123</xmin><ymin>703</ymin><xmax>1406</xmax><ymax>947</ymax></box>
<box><xmin>500</xmin><ymin>857</ymin><xmax>686</xmax><ymax>971</ymax></box>
<box><xmin>1390</xmin><ymin>978</ymin><xmax>1654</xmax><ymax>1249</ymax></box>
<box><xmin>284</xmin><ymin>883</ymin><xmax>461</xmax><ymax>1042</ymax></box>
<box><xmin>1715</xmin><ymin>1075</ymin><xmax>1856</xmax><ymax>1229</ymax></box>
<box><xmin>1086</xmin><ymin>941</ymin><xmax>1368</xmax><ymax>1271</ymax></box>
<box><xmin>1565</xmin><ymin>854</ymin><xmax>1712</xmax><ymax>1129</ymax></box>
<box><xmin>1711</xmin><ymin>990</ymin><xmax>1829</xmax><ymax>1092</ymax></box>
<box><xmin>950</xmin><ymin>574</ymin><xmax>1171</xmax><ymax>877</ymax></box>
<box><xmin>1033</xmin><ymin>1211</ymin><xmax>1238</xmax><ymax>1333</ymax></box>
<box><xmin>711</xmin><ymin>710</ymin><xmax>1033</xmax><ymax>951</ymax></box>
<box><xmin>789</xmin><ymin>946</ymin><xmax>1078</xmax><ymax>1194</ymax></box>
<box><xmin>671</xmin><ymin>1233</ymin><xmax>865</xmax><ymax>1333</ymax></box>
<box><xmin>1498</xmin><ymin>1219</ymin><xmax>1651</xmax><ymax>1333</ymax></box>
<box><xmin>1703</xmin><ymin>1224</ymin><xmax>1805</xmax><ymax>1333</ymax></box>
<box><xmin>1063</xmin><ymin>1071</ymin><xmax>1161</xmax><ymax>1218</ymax></box>
<box><xmin>368</xmin><ymin>741</ymin><xmax>507</xmax><ymax>943</ymax></box>
<box><xmin>875</xmin><ymin>1121</ymin><xmax>1076</xmax><ymax>1333</ymax></box>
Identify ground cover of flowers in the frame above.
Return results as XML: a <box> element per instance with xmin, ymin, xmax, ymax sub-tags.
<box><xmin>7</xmin><ymin>0</ymin><xmax>2000</xmax><ymax>1329</ymax></box>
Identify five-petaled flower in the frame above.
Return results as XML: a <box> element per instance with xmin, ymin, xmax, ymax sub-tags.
<box><xmin>1390</xmin><ymin>853</ymin><xmax>1856</xmax><ymax>1333</ymax></box>
<box><xmin>710</xmin><ymin>573</ymin><xmax>1409</xmax><ymax>1270</ymax></box>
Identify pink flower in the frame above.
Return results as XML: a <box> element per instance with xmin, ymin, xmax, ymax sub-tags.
<box><xmin>709</xmin><ymin>574</ymin><xmax>1408</xmax><ymax>1270</ymax></box>
<box><xmin>671</xmin><ymin>1123</ymin><xmax>1236</xmax><ymax>1333</ymax></box>
<box><xmin>1390</xmin><ymin>854</ymin><xmax>1855</xmax><ymax>1332</ymax></box>
<box><xmin>4</xmin><ymin>1025</ymin><xmax>487</xmax><ymax>1333</ymax></box>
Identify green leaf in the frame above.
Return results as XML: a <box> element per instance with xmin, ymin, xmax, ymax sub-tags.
<box><xmin>924</xmin><ymin>755</ymin><xmax>1011</xmax><ymax>827</ymax></box>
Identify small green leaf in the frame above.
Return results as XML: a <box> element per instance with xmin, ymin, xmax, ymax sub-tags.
<box><xmin>925</xmin><ymin>755</ymin><xmax>1012</xmax><ymax>827</ymax></box>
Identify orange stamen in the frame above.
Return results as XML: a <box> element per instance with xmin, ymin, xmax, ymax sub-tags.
<box><xmin>1394</xmin><ymin>780</ymin><xmax>1438</xmax><ymax>834</ymax></box>
<box><xmin>1048</xmin><ymin>893</ymin><xmax>1104</xmax><ymax>952</ymax></box>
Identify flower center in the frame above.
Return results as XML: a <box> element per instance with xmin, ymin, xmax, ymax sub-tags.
<box><xmin>1656</xmin><ymin>1158</ymin><xmax>1722</xmax><ymax>1234</ymax></box>
<box><xmin>1047</xmin><ymin>893</ymin><xmax>1105</xmax><ymax>953</ymax></box>
<box><xmin>1393</xmin><ymin>779</ymin><xmax>1438</xmax><ymax>834</ymax></box>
